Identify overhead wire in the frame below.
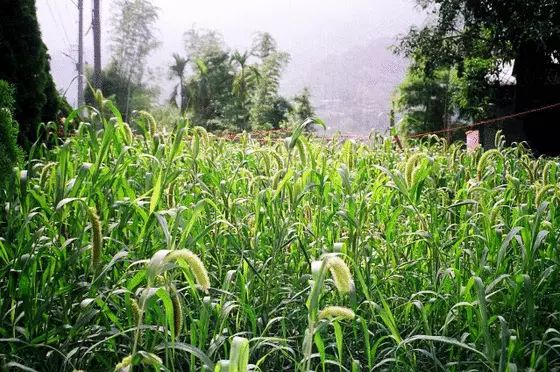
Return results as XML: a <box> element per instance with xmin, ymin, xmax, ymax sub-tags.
<box><xmin>45</xmin><ymin>0</ymin><xmax>73</xmax><ymax>51</ymax></box>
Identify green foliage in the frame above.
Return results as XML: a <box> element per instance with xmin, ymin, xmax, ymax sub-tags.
<box><xmin>174</xmin><ymin>29</ymin><xmax>293</xmax><ymax>132</ymax></box>
<box><xmin>0</xmin><ymin>0</ymin><xmax>62</xmax><ymax>148</ymax></box>
<box><xmin>183</xmin><ymin>30</ymin><xmax>234</xmax><ymax>130</ymax></box>
<box><xmin>249</xmin><ymin>33</ymin><xmax>291</xmax><ymax>129</ymax></box>
<box><xmin>0</xmin><ymin>81</ymin><xmax>22</xmax><ymax>188</ymax></box>
<box><xmin>398</xmin><ymin>0</ymin><xmax>560</xmax><ymax>69</ymax></box>
<box><xmin>290</xmin><ymin>87</ymin><xmax>315</xmax><ymax>124</ymax></box>
<box><xmin>1</xmin><ymin>102</ymin><xmax>560</xmax><ymax>370</ymax></box>
<box><xmin>396</xmin><ymin>0</ymin><xmax>560</xmax><ymax>135</ymax></box>
<box><xmin>84</xmin><ymin>63</ymin><xmax>159</xmax><ymax>119</ymax></box>
<box><xmin>396</xmin><ymin>43</ymin><xmax>508</xmax><ymax>134</ymax></box>
<box><xmin>89</xmin><ymin>0</ymin><xmax>161</xmax><ymax>120</ymax></box>
<box><xmin>168</xmin><ymin>54</ymin><xmax>189</xmax><ymax>114</ymax></box>
<box><xmin>396</xmin><ymin>66</ymin><xmax>459</xmax><ymax>134</ymax></box>
<box><xmin>110</xmin><ymin>0</ymin><xmax>160</xmax><ymax>77</ymax></box>
<box><xmin>454</xmin><ymin>57</ymin><xmax>498</xmax><ymax>120</ymax></box>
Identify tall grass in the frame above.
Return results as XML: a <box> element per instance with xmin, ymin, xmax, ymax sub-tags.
<box><xmin>0</xmin><ymin>99</ymin><xmax>559</xmax><ymax>370</ymax></box>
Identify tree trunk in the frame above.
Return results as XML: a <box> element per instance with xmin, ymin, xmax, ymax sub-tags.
<box><xmin>77</xmin><ymin>0</ymin><xmax>84</xmax><ymax>107</ymax></box>
<box><xmin>512</xmin><ymin>41</ymin><xmax>559</xmax><ymax>155</ymax></box>
<box><xmin>92</xmin><ymin>0</ymin><xmax>102</xmax><ymax>91</ymax></box>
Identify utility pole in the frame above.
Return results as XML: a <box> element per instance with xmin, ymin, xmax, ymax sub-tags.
<box><xmin>92</xmin><ymin>0</ymin><xmax>101</xmax><ymax>90</ymax></box>
<box><xmin>77</xmin><ymin>0</ymin><xmax>84</xmax><ymax>106</ymax></box>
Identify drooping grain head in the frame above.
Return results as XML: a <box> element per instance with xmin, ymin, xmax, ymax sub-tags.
<box><xmin>405</xmin><ymin>153</ymin><xmax>425</xmax><ymax>186</ymax></box>
<box><xmin>166</xmin><ymin>181</ymin><xmax>176</xmax><ymax>208</ymax></box>
<box><xmin>326</xmin><ymin>255</ymin><xmax>355</xmax><ymax>294</ymax></box>
<box><xmin>123</xmin><ymin>122</ymin><xmax>133</xmax><ymax>144</ymax></box>
<box><xmin>154</xmin><ymin>275</ymin><xmax>166</xmax><ymax>287</ymax></box>
<box><xmin>164</xmin><ymin>250</ymin><xmax>210</xmax><ymax>292</ymax></box>
<box><xmin>318</xmin><ymin>306</ymin><xmax>355</xmax><ymax>320</ymax></box>
<box><xmin>477</xmin><ymin>149</ymin><xmax>502</xmax><ymax>181</ymax></box>
<box><xmin>87</xmin><ymin>206</ymin><xmax>102</xmax><ymax>271</ymax></box>
<box><xmin>535</xmin><ymin>184</ymin><xmax>556</xmax><ymax>207</ymax></box>
<box><xmin>39</xmin><ymin>162</ymin><xmax>56</xmax><ymax>188</ymax></box>
<box><xmin>542</xmin><ymin>160</ymin><xmax>557</xmax><ymax>184</ymax></box>
<box><xmin>114</xmin><ymin>355</ymin><xmax>132</xmax><ymax>371</ymax></box>
<box><xmin>169</xmin><ymin>285</ymin><xmax>183</xmax><ymax>336</ymax></box>
<box><xmin>130</xmin><ymin>298</ymin><xmax>141</xmax><ymax>325</ymax></box>
<box><xmin>138</xmin><ymin>110</ymin><xmax>158</xmax><ymax>136</ymax></box>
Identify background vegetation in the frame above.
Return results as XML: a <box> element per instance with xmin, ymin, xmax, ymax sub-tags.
<box><xmin>395</xmin><ymin>0</ymin><xmax>560</xmax><ymax>140</ymax></box>
<box><xmin>85</xmin><ymin>0</ymin><xmax>315</xmax><ymax>133</ymax></box>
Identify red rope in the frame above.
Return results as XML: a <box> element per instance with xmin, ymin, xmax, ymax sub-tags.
<box><xmin>215</xmin><ymin>101</ymin><xmax>560</xmax><ymax>142</ymax></box>
<box><xmin>408</xmin><ymin>101</ymin><xmax>560</xmax><ymax>139</ymax></box>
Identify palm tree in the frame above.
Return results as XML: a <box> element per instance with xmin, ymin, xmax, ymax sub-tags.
<box><xmin>231</xmin><ymin>50</ymin><xmax>259</xmax><ymax>130</ymax></box>
<box><xmin>169</xmin><ymin>53</ymin><xmax>189</xmax><ymax>114</ymax></box>
<box><xmin>194</xmin><ymin>58</ymin><xmax>210</xmax><ymax>116</ymax></box>
<box><xmin>231</xmin><ymin>50</ymin><xmax>249</xmax><ymax>99</ymax></box>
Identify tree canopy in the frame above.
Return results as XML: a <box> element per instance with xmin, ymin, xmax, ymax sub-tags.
<box><xmin>168</xmin><ymin>29</ymin><xmax>299</xmax><ymax>132</ymax></box>
<box><xmin>85</xmin><ymin>0</ymin><xmax>160</xmax><ymax>120</ymax></box>
<box><xmin>398</xmin><ymin>0</ymin><xmax>560</xmax><ymax>72</ymax></box>
<box><xmin>396</xmin><ymin>0</ymin><xmax>560</xmax><ymax>140</ymax></box>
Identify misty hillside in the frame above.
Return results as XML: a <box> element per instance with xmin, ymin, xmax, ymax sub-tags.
<box><xmin>282</xmin><ymin>38</ymin><xmax>409</xmax><ymax>134</ymax></box>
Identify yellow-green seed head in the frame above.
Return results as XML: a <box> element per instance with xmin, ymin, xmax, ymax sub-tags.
<box><xmin>536</xmin><ymin>184</ymin><xmax>556</xmax><ymax>207</ymax></box>
<box><xmin>477</xmin><ymin>149</ymin><xmax>502</xmax><ymax>180</ymax></box>
<box><xmin>138</xmin><ymin>110</ymin><xmax>157</xmax><ymax>136</ymax></box>
<box><xmin>542</xmin><ymin>160</ymin><xmax>558</xmax><ymax>184</ymax></box>
<box><xmin>123</xmin><ymin>122</ymin><xmax>133</xmax><ymax>144</ymax></box>
<box><xmin>166</xmin><ymin>182</ymin><xmax>176</xmax><ymax>208</ymax></box>
<box><xmin>39</xmin><ymin>162</ymin><xmax>56</xmax><ymax>188</ymax></box>
<box><xmin>154</xmin><ymin>275</ymin><xmax>166</xmax><ymax>287</ymax></box>
<box><xmin>88</xmin><ymin>206</ymin><xmax>102</xmax><ymax>271</ymax></box>
<box><xmin>130</xmin><ymin>298</ymin><xmax>141</xmax><ymax>325</ymax></box>
<box><xmin>318</xmin><ymin>306</ymin><xmax>355</xmax><ymax>320</ymax></box>
<box><xmin>405</xmin><ymin>153</ymin><xmax>425</xmax><ymax>186</ymax></box>
<box><xmin>170</xmin><ymin>286</ymin><xmax>183</xmax><ymax>337</ymax></box>
<box><xmin>165</xmin><ymin>250</ymin><xmax>210</xmax><ymax>292</ymax></box>
<box><xmin>326</xmin><ymin>255</ymin><xmax>354</xmax><ymax>294</ymax></box>
<box><xmin>114</xmin><ymin>355</ymin><xmax>133</xmax><ymax>371</ymax></box>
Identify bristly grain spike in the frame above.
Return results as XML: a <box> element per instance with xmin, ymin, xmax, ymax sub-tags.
<box><xmin>87</xmin><ymin>206</ymin><xmax>102</xmax><ymax>272</ymax></box>
<box><xmin>170</xmin><ymin>284</ymin><xmax>183</xmax><ymax>337</ymax></box>
<box><xmin>326</xmin><ymin>255</ymin><xmax>355</xmax><ymax>294</ymax></box>
<box><xmin>164</xmin><ymin>249</ymin><xmax>210</xmax><ymax>292</ymax></box>
<box><xmin>318</xmin><ymin>306</ymin><xmax>355</xmax><ymax>320</ymax></box>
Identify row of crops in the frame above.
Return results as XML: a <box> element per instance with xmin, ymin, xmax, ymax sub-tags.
<box><xmin>1</xmin><ymin>99</ymin><xmax>559</xmax><ymax>371</ymax></box>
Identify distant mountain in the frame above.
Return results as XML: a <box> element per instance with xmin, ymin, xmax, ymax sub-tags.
<box><xmin>281</xmin><ymin>38</ymin><xmax>409</xmax><ymax>135</ymax></box>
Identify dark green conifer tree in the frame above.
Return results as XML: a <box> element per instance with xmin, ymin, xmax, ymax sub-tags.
<box><xmin>0</xmin><ymin>80</ymin><xmax>22</xmax><ymax>188</ymax></box>
<box><xmin>0</xmin><ymin>0</ymin><xmax>61</xmax><ymax>148</ymax></box>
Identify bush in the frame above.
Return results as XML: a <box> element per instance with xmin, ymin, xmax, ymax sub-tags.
<box><xmin>0</xmin><ymin>80</ymin><xmax>22</xmax><ymax>187</ymax></box>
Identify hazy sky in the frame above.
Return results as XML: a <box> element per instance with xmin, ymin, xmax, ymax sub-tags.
<box><xmin>37</xmin><ymin>0</ymin><xmax>425</xmax><ymax>106</ymax></box>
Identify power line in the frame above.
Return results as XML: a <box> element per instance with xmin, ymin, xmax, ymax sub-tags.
<box><xmin>45</xmin><ymin>0</ymin><xmax>73</xmax><ymax>50</ymax></box>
